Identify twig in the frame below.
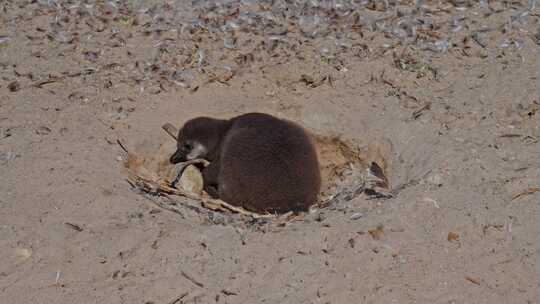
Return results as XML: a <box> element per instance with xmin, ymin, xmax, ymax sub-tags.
<box><xmin>168</xmin><ymin>292</ymin><xmax>189</xmax><ymax>304</ymax></box>
<box><xmin>32</xmin><ymin>77</ymin><xmax>64</xmax><ymax>88</ymax></box>
<box><xmin>127</xmin><ymin>169</ymin><xmax>201</xmax><ymax>201</ymax></box>
<box><xmin>117</xmin><ymin>139</ymin><xmax>129</xmax><ymax>153</ymax></box>
<box><xmin>177</xmin><ymin>159</ymin><xmax>210</xmax><ymax>167</ymax></box>
<box><xmin>512</xmin><ymin>187</ymin><xmax>540</xmax><ymax>201</ymax></box>
<box><xmin>181</xmin><ymin>271</ymin><xmax>204</xmax><ymax>288</ymax></box>
<box><xmin>471</xmin><ymin>32</ymin><xmax>487</xmax><ymax>49</ymax></box>
<box><xmin>412</xmin><ymin>102</ymin><xmax>432</xmax><ymax>119</ymax></box>
<box><xmin>465</xmin><ymin>276</ymin><xmax>481</xmax><ymax>285</ymax></box>
<box><xmin>126</xmin><ymin>165</ymin><xmax>273</xmax><ymax>218</ymax></box>
<box><xmin>499</xmin><ymin>134</ymin><xmax>522</xmax><ymax>138</ymax></box>
<box><xmin>64</xmin><ymin>222</ymin><xmax>83</xmax><ymax>232</ymax></box>
<box><xmin>162</xmin><ymin>123</ymin><xmax>179</xmax><ymax>141</ymax></box>
<box><xmin>201</xmin><ymin>199</ymin><xmax>273</xmax><ymax>218</ymax></box>
<box><xmin>221</xmin><ymin>289</ymin><xmax>238</xmax><ymax>296</ymax></box>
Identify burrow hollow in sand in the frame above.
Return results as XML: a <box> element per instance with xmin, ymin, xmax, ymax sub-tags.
<box><xmin>122</xmin><ymin>124</ymin><xmax>391</xmax><ymax>217</ymax></box>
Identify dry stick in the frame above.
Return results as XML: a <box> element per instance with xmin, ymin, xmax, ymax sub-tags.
<box><xmin>465</xmin><ymin>276</ymin><xmax>481</xmax><ymax>286</ymax></box>
<box><xmin>180</xmin><ymin>271</ymin><xmax>204</xmax><ymax>288</ymax></box>
<box><xmin>512</xmin><ymin>187</ymin><xmax>540</xmax><ymax>201</ymax></box>
<box><xmin>126</xmin><ymin>160</ymin><xmax>272</xmax><ymax>218</ymax></box>
<box><xmin>117</xmin><ymin>139</ymin><xmax>129</xmax><ymax>153</ymax></box>
<box><xmin>126</xmin><ymin>169</ymin><xmax>203</xmax><ymax>201</ymax></box>
<box><xmin>168</xmin><ymin>292</ymin><xmax>189</xmax><ymax>304</ymax></box>
<box><xmin>221</xmin><ymin>289</ymin><xmax>238</xmax><ymax>296</ymax></box>
<box><xmin>162</xmin><ymin>122</ymin><xmax>180</xmax><ymax>140</ymax></box>
<box><xmin>412</xmin><ymin>102</ymin><xmax>432</xmax><ymax>119</ymax></box>
<box><xmin>32</xmin><ymin>76</ymin><xmax>64</xmax><ymax>88</ymax></box>
<box><xmin>64</xmin><ymin>222</ymin><xmax>83</xmax><ymax>232</ymax></box>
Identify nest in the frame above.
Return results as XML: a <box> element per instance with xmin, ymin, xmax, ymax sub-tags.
<box><xmin>120</xmin><ymin>123</ymin><xmax>391</xmax><ymax>219</ymax></box>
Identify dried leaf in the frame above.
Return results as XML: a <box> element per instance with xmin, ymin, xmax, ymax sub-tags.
<box><xmin>447</xmin><ymin>231</ymin><xmax>459</xmax><ymax>242</ymax></box>
<box><xmin>368</xmin><ymin>224</ymin><xmax>384</xmax><ymax>240</ymax></box>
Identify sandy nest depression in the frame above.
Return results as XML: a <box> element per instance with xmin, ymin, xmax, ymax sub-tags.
<box><xmin>122</xmin><ymin>122</ymin><xmax>391</xmax><ymax>218</ymax></box>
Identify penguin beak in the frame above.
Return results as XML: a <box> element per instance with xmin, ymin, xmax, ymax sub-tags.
<box><xmin>169</xmin><ymin>149</ymin><xmax>185</xmax><ymax>164</ymax></box>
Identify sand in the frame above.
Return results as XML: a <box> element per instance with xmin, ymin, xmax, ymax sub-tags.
<box><xmin>1</xmin><ymin>1</ymin><xmax>540</xmax><ymax>303</ymax></box>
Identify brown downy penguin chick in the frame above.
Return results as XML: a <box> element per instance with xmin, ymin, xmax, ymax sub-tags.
<box><xmin>170</xmin><ymin>112</ymin><xmax>321</xmax><ymax>214</ymax></box>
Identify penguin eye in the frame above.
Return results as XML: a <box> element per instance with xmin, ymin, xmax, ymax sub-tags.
<box><xmin>183</xmin><ymin>142</ymin><xmax>192</xmax><ymax>150</ymax></box>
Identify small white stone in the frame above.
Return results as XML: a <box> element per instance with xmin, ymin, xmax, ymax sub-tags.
<box><xmin>178</xmin><ymin>165</ymin><xmax>204</xmax><ymax>195</ymax></box>
<box><xmin>15</xmin><ymin>248</ymin><xmax>32</xmax><ymax>261</ymax></box>
<box><xmin>426</xmin><ymin>173</ymin><xmax>444</xmax><ymax>186</ymax></box>
<box><xmin>350</xmin><ymin>212</ymin><xmax>364</xmax><ymax>220</ymax></box>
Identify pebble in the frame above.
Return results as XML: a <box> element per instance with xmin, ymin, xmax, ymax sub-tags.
<box><xmin>425</xmin><ymin>173</ymin><xmax>444</xmax><ymax>187</ymax></box>
<box><xmin>350</xmin><ymin>212</ymin><xmax>364</xmax><ymax>220</ymax></box>
<box><xmin>178</xmin><ymin>165</ymin><xmax>204</xmax><ymax>195</ymax></box>
<box><xmin>15</xmin><ymin>248</ymin><xmax>32</xmax><ymax>261</ymax></box>
<box><xmin>209</xmin><ymin>212</ymin><xmax>226</xmax><ymax>225</ymax></box>
<box><xmin>313</xmin><ymin>211</ymin><xmax>326</xmax><ymax>222</ymax></box>
<box><xmin>35</xmin><ymin>126</ymin><xmax>52</xmax><ymax>135</ymax></box>
<box><xmin>0</xmin><ymin>150</ymin><xmax>17</xmax><ymax>164</ymax></box>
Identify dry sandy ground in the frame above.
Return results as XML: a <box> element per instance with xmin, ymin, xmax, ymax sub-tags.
<box><xmin>1</xmin><ymin>1</ymin><xmax>540</xmax><ymax>303</ymax></box>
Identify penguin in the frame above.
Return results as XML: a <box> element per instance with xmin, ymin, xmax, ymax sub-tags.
<box><xmin>170</xmin><ymin>112</ymin><xmax>321</xmax><ymax>213</ymax></box>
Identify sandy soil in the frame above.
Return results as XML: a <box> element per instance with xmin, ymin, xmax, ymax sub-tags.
<box><xmin>1</xmin><ymin>1</ymin><xmax>540</xmax><ymax>303</ymax></box>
